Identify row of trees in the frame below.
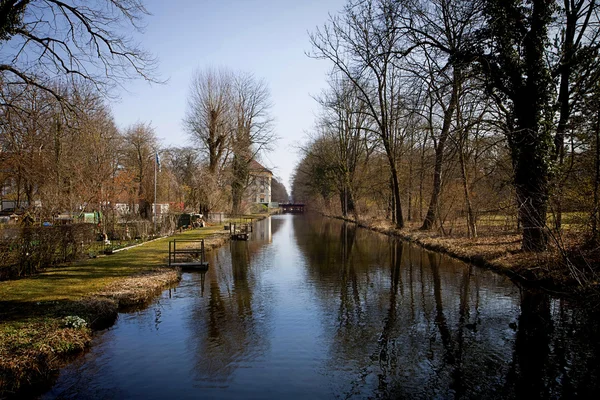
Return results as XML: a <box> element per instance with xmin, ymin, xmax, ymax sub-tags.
<box><xmin>0</xmin><ymin>1</ymin><xmax>285</xmax><ymax>223</ymax></box>
<box><xmin>0</xmin><ymin>79</ymin><xmax>162</xmax><ymax>224</ymax></box>
<box><xmin>183</xmin><ymin>67</ymin><xmax>281</xmax><ymax>214</ymax></box>
<box><xmin>293</xmin><ymin>0</ymin><xmax>600</xmax><ymax>252</ymax></box>
<box><xmin>0</xmin><ymin>77</ymin><xmax>287</xmax><ymax>222</ymax></box>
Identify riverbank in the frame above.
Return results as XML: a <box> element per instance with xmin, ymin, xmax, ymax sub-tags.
<box><xmin>0</xmin><ymin>224</ymin><xmax>233</xmax><ymax>397</ymax></box>
<box><xmin>340</xmin><ymin>216</ymin><xmax>599</xmax><ymax>296</ymax></box>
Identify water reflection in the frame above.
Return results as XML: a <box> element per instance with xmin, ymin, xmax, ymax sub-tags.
<box><xmin>187</xmin><ymin>239</ymin><xmax>270</xmax><ymax>386</ymax></box>
<box><xmin>43</xmin><ymin>215</ymin><xmax>600</xmax><ymax>399</ymax></box>
<box><xmin>292</xmin><ymin>215</ymin><xmax>600</xmax><ymax>399</ymax></box>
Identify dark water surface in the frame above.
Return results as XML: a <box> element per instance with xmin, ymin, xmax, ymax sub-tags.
<box><xmin>43</xmin><ymin>215</ymin><xmax>600</xmax><ymax>399</ymax></box>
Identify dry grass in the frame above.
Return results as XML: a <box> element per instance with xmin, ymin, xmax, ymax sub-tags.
<box><xmin>0</xmin><ymin>316</ymin><xmax>92</xmax><ymax>396</ymax></box>
<box><xmin>94</xmin><ymin>268</ymin><xmax>180</xmax><ymax>307</ymax></box>
<box><xmin>355</xmin><ymin>216</ymin><xmax>598</xmax><ymax>291</ymax></box>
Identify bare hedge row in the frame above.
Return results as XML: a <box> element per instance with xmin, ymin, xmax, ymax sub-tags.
<box><xmin>0</xmin><ymin>225</ymin><xmax>96</xmax><ymax>280</ymax></box>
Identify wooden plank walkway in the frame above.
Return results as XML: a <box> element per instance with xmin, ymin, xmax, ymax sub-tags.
<box><xmin>168</xmin><ymin>239</ymin><xmax>209</xmax><ymax>269</ymax></box>
<box><xmin>227</xmin><ymin>222</ymin><xmax>252</xmax><ymax>241</ymax></box>
<box><xmin>169</xmin><ymin>261</ymin><xmax>209</xmax><ymax>270</ymax></box>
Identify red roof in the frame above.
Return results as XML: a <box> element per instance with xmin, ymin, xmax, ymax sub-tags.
<box><xmin>248</xmin><ymin>160</ymin><xmax>272</xmax><ymax>175</ymax></box>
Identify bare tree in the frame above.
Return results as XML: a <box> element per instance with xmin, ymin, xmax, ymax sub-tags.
<box><xmin>550</xmin><ymin>0</ymin><xmax>600</xmax><ymax>229</ymax></box>
<box><xmin>310</xmin><ymin>0</ymin><xmax>408</xmax><ymax>228</ymax></box>
<box><xmin>184</xmin><ymin>68</ymin><xmax>232</xmax><ymax>174</ymax></box>
<box><xmin>0</xmin><ymin>82</ymin><xmax>50</xmax><ymax>210</ymax></box>
<box><xmin>0</xmin><ymin>0</ymin><xmax>158</xmax><ymax>106</ymax></box>
<box><xmin>184</xmin><ymin>67</ymin><xmax>274</xmax><ymax>214</ymax></box>
<box><xmin>230</xmin><ymin>72</ymin><xmax>274</xmax><ymax>214</ymax></box>
<box><xmin>121</xmin><ymin>122</ymin><xmax>158</xmax><ymax>219</ymax></box>
<box><xmin>315</xmin><ymin>75</ymin><xmax>370</xmax><ymax>218</ymax></box>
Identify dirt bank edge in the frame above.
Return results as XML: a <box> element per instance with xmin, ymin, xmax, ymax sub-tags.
<box><xmin>332</xmin><ymin>214</ymin><xmax>598</xmax><ymax>296</ymax></box>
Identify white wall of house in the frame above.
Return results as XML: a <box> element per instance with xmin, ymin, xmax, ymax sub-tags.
<box><xmin>248</xmin><ymin>174</ymin><xmax>271</xmax><ymax>204</ymax></box>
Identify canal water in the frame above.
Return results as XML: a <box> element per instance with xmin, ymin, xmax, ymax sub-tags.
<box><xmin>43</xmin><ymin>215</ymin><xmax>600</xmax><ymax>399</ymax></box>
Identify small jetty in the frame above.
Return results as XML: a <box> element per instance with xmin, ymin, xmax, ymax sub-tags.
<box><xmin>227</xmin><ymin>221</ymin><xmax>252</xmax><ymax>241</ymax></box>
<box><xmin>168</xmin><ymin>239</ymin><xmax>208</xmax><ymax>270</ymax></box>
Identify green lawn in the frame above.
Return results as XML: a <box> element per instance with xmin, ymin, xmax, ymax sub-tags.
<box><xmin>0</xmin><ymin>225</ymin><xmax>225</xmax><ymax>303</ymax></box>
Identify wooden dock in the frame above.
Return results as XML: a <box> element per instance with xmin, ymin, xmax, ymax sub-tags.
<box><xmin>168</xmin><ymin>239</ymin><xmax>209</xmax><ymax>270</ymax></box>
<box><xmin>227</xmin><ymin>222</ymin><xmax>252</xmax><ymax>241</ymax></box>
<box><xmin>231</xmin><ymin>232</ymin><xmax>249</xmax><ymax>241</ymax></box>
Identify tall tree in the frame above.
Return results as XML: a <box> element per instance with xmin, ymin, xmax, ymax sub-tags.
<box><xmin>466</xmin><ymin>0</ymin><xmax>555</xmax><ymax>251</ymax></box>
<box><xmin>184</xmin><ymin>68</ymin><xmax>232</xmax><ymax>174</ymax></box>
<box><xmin>388</xmin><ymin>0</ymin><xmax>482</xmax><ymax>230</ymax></box>
<box><xmin>121</xmin><ymin>122</ymin><xmax>158</xmax><ymax>219</ymax></box>
<box><xmin>310</xmin><ymin>0</ymin><xmax>408</xmax><ymax>228</ymax></box>
<box><xmin>230</xmin><ymin>72</ymin><xmax>273</xmax><ymax>214</ymax></box>
<box><xmin>184</xmin><ymin>67</ymin><xmax>274</xmax><ymax>214</ymax></box>
<box><xmin>551</xmin><ymin>0</ymin><xmax>600</xmax><ymax>229</ymax></box>
<box><xmin>315</xmin><ymin>76</ymin><xmax>369</xmax><ymax>217</ymax></box>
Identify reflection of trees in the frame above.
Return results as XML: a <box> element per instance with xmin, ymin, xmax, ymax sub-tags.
<box><xmin>375</xmin><ymin>239</ymin><xmax>402</xmax><ymax>397</ymax></box>
<box><xmin>186</xmin><ymin>241</ymin><xmax>269</xmax><ymax>384</ymax></box>
<box><xmin>270</xmin><ymin>215</ymin><xmax>284</xmax><ymax>236</ymax></box>
<box><xmin>506</xmin><ymin>289</ymin><xmax>551</xmax><ymax>398</ymax></box>
<box><xmin>293</xmin><ymin>215</ymin><xmax>547</xmax><ymax>398</ymax></box>
<box><xmin>231</xmin><ymin>242</ymin><xmax>252</xmax><ymax>317</ymax></box>
<box><xmin>338</xmin><ymin>222</ymin><xmax>361</xmax><ymax>328</ymax></box>
<box><xmin>430</xmin><ymin>252</ymin><xmax>454</xmax><ymax>364</ymax></box>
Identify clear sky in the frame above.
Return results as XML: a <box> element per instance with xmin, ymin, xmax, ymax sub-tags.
<box><xmin>111</xmin><ymin>0</ymin><xmax>346</xmax><ymax>192</ymax></box>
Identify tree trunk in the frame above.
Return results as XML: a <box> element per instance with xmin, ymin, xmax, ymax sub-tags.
<box><xmin>419</xmin><ymin>131</ymin><xmax>428</xmax><ymax>221</ymax></box>
<box><xmin>552</xmin><ymin>1</ymin><xmax>580</xmax><ymax>231</ymax></box>
<box><xmin>231</xmin><ymin>155</ymin><xmax>247</xmax><ymax>215</ymax></box>
<box><xmin>407</xmin><ymin>129</ymin><xmax>414</xmax><ymax>221</ymax></box>
<box><xmin>459</xmin><ymin>148</ymin><xmax>477</xmax><ymax>238</ymax></box>
<box><xmin>388</xmin><ymin>175</ymin><xmax>395</xmax><ymax>223</ymax></box>
<box><xmin>390</xmin><ymin>161</ymin><xmax>404</xmax><ymax>229</ymax></box>
<box><xmin>592</xmin><ymin>107</ymin><xmax>600</xmax><ymax>242</ymax></box>
<box><xmin>511</xmin><ymin>107</ymin><xmax>550</xmax><ymax>251</ymax></box>
<box><xmin>455</xmin><ymin>82</ymin><xmax>477</xmax><ymax>238</ymax></box>
<box><xmin>421</xmin><ymin>73</ymin><xmax>459</xmax><ymax>230</ymax></box>
<box><xmin>514</xmin><ymin>164</ymin><xmax>549</xmax><ymax>251</ymax></box>
<box><xmin>339</xmin><ymin>183</ymin><xmax>356</xmax><ymax>219</ymax></box>
<box><xmin>339</xmin><ymin>190</ymin><xmax>347</xmax><ymax>217</ymax></box>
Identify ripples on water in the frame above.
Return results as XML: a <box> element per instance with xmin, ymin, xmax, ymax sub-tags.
<box><xmin>43</xmin><ymin>215</ymin><xmax>600</xmax><ymax>399</ymax></box>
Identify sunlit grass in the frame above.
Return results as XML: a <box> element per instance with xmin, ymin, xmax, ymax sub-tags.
<box><xmin>0</xmin><ymin>225</ymin><xmax>225</xmax><ymax>303</ymax></box>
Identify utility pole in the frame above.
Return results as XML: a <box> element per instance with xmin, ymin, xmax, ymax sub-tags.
<box><xmin>154</xmin><ymin>151</ymin><xmax>158</xmax><ymax>234</ymax></box>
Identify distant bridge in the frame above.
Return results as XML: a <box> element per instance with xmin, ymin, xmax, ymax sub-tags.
<box><xmin>280</xmin><ymin>203</ymin><xmax>305</xmax><ymax>213</ymax></box>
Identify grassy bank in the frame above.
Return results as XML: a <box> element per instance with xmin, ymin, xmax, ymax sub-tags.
<box><xmin>0</xmin><ymin>224</ymin><xmax>230</xmax><ymax>397</ymax></box>
<box><xmin>344</xmin><ymin>216</ymin><xmax>599</xmax><ymax>295</ymax></box>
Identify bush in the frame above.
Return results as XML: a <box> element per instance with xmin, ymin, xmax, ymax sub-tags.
<box><xmin>0</xmin><ymin>224</ymin><xmax>96</xmax><ymax>279</ymax></box>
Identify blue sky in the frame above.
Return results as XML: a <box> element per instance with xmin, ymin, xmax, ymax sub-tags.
<box><xmin>111</xmin><ymin>0</ymin><xmax>347</xmax><ymax>192</ymax></box>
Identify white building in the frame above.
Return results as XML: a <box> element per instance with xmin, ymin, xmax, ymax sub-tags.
<box><xmin>247</xmin><ymin>160</ymin><xmax>272</xmax><ymax>205</ymax></box>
